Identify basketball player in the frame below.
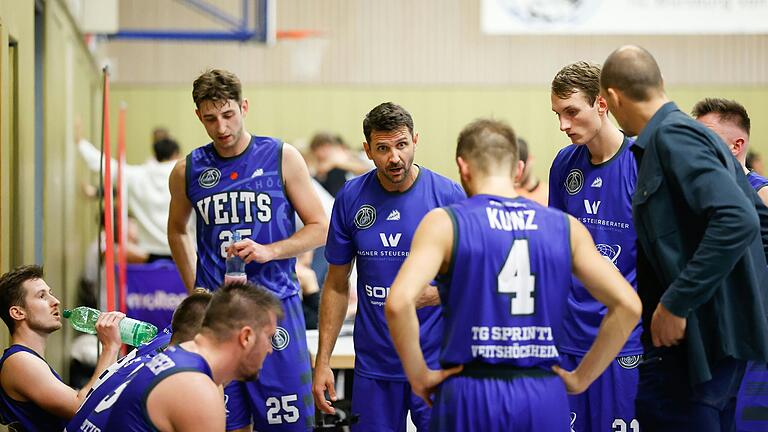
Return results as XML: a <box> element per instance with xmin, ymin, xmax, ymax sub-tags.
<box><xmin>74</xmin><ymin>282</ymin><xmax>283</xmax><ymax>431</ymax></box>
<box><xmin>548</xmin><ymin>61</ymin><xmax>643</xmax><ymax>431</ymax></box>
<box><xmin>167</xmin><ymin>69</ymin><xmax>327</xmax><ymax>431</ymax></box>
<box><xmin>386</xmin><ymin>119</ymin><xmax>641</xmax><ymax>431</ymax></box>
<box><xmin>66</xmin><ymin>289</ymin><xmax>213</xmax><ymax>431</ymax></box>
<box><xmin>0</xmin><ymin>265</ymin><xmax>123</xmax><ymax>430</ymax></box>
<box><xmin>312</xmin><ymin>102</ymin><xmax>465</xmax><ymax>431</ymax></box>
<box><xmin>693</xmin><ymin>98</ymin><xmax>768</xmax><ymax>206</ymax></box>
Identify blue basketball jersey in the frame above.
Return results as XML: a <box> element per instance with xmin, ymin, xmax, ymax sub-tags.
<box><xmin>67</xmin><ymin>328</ymin><xmax>173</xmax><ymax>432</ymax></box>
<box><xmin>747</xmin><ymin>171</ymin><xmax>768</xmax><ymax>192</ymax></box>
<box><xmin>75</xmin><ymin>345</ymin><xmax>213</xmax><ymax>432</ymax></box>
<box><xmin>437</xmin><ymin>195</ymin><xmax>571</xmax><ymax>369</ymax></box>
<box><xmin>187</xmin><ymin>136</ymin><xmax>298</xmax><ymax>298</ymax></box>
<box><xmin>548</xmin><ymin>137</ymin><xmax>643</xmax><ymax>356</ymax></box>
<box><xmin>0</xmin><ymin>345</ymin><xmax>67</xmax><ymax>431</ymax></box>
<box><xmin>325</xmin><ymin>167</ymin><xmax>465</xmax><ymax>380</ymax></box>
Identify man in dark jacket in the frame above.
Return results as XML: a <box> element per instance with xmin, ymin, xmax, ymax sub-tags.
<box><xmin>600</xmin><ymin>45</ymin><xmax>768</xmax><ymax>431</ymax></box>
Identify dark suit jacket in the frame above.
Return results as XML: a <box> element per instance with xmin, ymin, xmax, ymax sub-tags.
<box><xmin>631</xmin><ymin>102</ymin><xmax>768</xmax><ymax>384</ymax></box>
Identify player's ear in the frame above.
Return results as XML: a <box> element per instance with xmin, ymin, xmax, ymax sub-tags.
<box><xmin>240</xmin><ymin>98</ymin><xmax>249</xmax><ymax>117</ymax></box>
<box><xmin>9</xmin><ymin>305</ymin><xmax>25</xmax><ymax>322</ymax></box>
<box><xmin>239</xmin><ymin>326</ymin><xmax>254</xmax><ymax>348</ymax></box>
<box><xmin>362</xmin><ymin>141</ymin><xmax>373</xmax><ymax>160</ymax></box>
<box><xmin>194</xmin><ymin>108</ymin><xmax>203</xmax><ymax>123</ymax></box>
<box><xmin>412</xmin><ymin>131</ymin><xmax>419</xmax><ymax>147</ymax></box>
<box><xmin>514</xmin><ymin>159</ymin><xmax>525</xmax><ymax>184</ymax></box>
<box><xmin>596</xmin><ymin>95</ymin><xmax>609</xmax><ymax>116</ymax></box>
<box><xmin>456</xmin><ymin>156</ymin><xmax>470</xmax><ymax>180</ymax></box>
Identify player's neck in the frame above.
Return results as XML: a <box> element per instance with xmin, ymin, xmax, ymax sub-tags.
<box><xmin>11</xmin><ymin>330</ymin><xmax>48</xmax><ymax>357</ymax></box>
<box><xmin>586</xmin><ymin>122</ymin><xmax>625</xmax><ymax>164</ymax></box>
<box><xmin>217</xmin><ymin>132</ymin><xmax>252</xmax><ymax>158</ymax></box>
<box><xmin>184</xmin><ymin>335</ymin><xmax>237</xmax><ymax>386</ymax></box>
<box><xmin>474</xmin><ymin>175</ymin><xmax>519</xmax><ymax>199</ymax></box>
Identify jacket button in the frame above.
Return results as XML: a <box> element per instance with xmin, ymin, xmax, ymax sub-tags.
<box><xmin>643</xmin><ymin>191</ymin><xmax>648</xmax><ymax>196</ymax></box>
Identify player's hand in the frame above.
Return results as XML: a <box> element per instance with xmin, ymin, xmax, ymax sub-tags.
<box><xmin>95</xmin><ymin>311</ymin><xmax>125</xmax><ymax>350</ymax></box>
<box><xmin>312</xmin><ymin>364</ymin><xmax>337</xmax><ymax>414</ymax></box>
<box><xmin>410</xmin><ymin>365</ymin><xmax>463</xmax><ymax>408</ymax></box>
<box><xmin>231</xmin><ymin>238</ymin><xmax>276</xmax><ymax>264</ymax></box>
<box><xmin>552</xmin><ymin>365</ymin><xmax>588</xmax><ymax>395</ymax></box>
<box><xmin>651</xmin><ymin>303</ymin><xmax>686</xmax><ymax>347</ymax></box>
<box><xmin>414</xmin><ymin>285</ymin><xmax>441</xmax><ymax>309</ymax></box>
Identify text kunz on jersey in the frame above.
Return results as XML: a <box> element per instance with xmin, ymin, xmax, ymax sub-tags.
<box><xmin>195</xmin><ymin>191</ymin><xmax>272</xmax><ymax>225</ymax></box>
<box><xmin>486</xmin><ymin>207</ymin><xmax>538</xmax><ymax>231</ymax></box>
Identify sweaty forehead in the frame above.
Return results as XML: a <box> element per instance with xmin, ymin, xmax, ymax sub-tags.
<box><xmin>370</xmin><ymin>127</ymin><xmax>411</xmax><ymax>145</ymax></box>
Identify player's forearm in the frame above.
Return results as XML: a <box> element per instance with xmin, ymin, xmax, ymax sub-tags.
<box><xmin>386</xmin><ymin>298</ymin><xmax>429</xmax><ymax>383</ymax></box>
<box><xmin>574</xmin><ymin>301</ymin><xmax>640</xmax><ymax>387</ymax></box>
<box><xmin>168</xmin><ymin>231</ymin><xmax>197</xmax><ymax>292</ymax></box>
<box><xmin>316</xmin><ymin>281</ymin><xmax>349</xmax><ymax>367</ymax></box>
<box><xmin>268</xmin><ymin>221</ymin><xmax>328</xmax><ymax>260</ymax></box>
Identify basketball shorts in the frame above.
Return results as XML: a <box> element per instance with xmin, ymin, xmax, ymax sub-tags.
<box><xmin>225</xmin><ymin>294</ymin><xmax>315</xmax><ymax>431</ymax></box>
<box><xmin>350</xmin><ymin>372</ymin><xmax>431</xmax><ymax>432</ymax></box>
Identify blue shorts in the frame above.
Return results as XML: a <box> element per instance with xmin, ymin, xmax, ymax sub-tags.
<box><xmin>351</xmin><ymin>372</ymin><xmax>431</xmax><ymax>432</ymax></box>
<box><xmin>430</xmin><ymin>373</ymin><xmax>569</xmax><ymax>432</ymax></box>
<box><xmin>225</xmin><ymin>294</ymin><xmax>314</xmax><ymax>431</ymax></box>
<box><xmin>560</xmin><ymin>352</ymin><xmax>640</xmax><ymax>432</ymax></box>
<box><xmin>736</xmin><ymin>361</ymin><xmax>768</xmax><ymax>432</ymax></box>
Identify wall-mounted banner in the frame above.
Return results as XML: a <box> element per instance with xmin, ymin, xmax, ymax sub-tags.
<box><xmin>482</xmin><ymin>0</ymin><xmax>768</xmax><ymax>34</ymax></box>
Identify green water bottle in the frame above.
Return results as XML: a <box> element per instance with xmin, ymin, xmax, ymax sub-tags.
<box><xmin>62</xmin><ymin>306</ymin><xmax>158</xmax><ymax>347</ymax></box>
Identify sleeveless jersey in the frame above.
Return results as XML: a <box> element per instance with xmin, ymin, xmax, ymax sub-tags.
<box><xmin>747</xmin><ymin>171</ymin><xmax>768</xmax><ymax>192</ymax></box>
<box><xmin>325</xmin><ymin>167</ymin><xmax>466</xmax><ymax>380</ymax></box>
<box><xmin>74</xmin><ymin>345</ymin><xmax>212</xmax><ymax>432</ymax></box>
<box><xmin>437</xmin><ymin>195</ymin><xmax>572</xmax><ymax>369</ymax></box>
<box><xmin>67</xmin><ymin>328</ymin><xmax>172</xmax><ymax>432</ymax></box>
<box><xmin>548</xmin><ymin>137</ymin><xmax>643</xmax><ymax>356</ymax></box>
<box><xmin>187</xmin><ymin>136</ymin><xmax>298</xmax><ymax>298</ymax></box>
<box><xmin>0</xmin><ymin>345</ymin><xmax>67</xmax><ymax>431</ymax></box>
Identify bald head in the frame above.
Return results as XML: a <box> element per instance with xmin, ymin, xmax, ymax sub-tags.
<box><xmin>601</xmin><ymin>45</ymin><xmax>664</xmax><ymax>102</ymax></box>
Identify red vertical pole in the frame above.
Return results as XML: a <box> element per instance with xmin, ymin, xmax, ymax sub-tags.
<box><xmin>102</xmin><ymin>68</ymin><xmax>116</xmax><ymax>313</ymax></box>
<box><xmin>117</xmin><ymin>103</ymin><xmax>128</xmax><ymax>314</ymax></box>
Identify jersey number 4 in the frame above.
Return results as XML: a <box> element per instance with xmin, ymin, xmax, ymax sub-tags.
<box><xmin>497</xmin><ymin>239</ymin><xmax>536</xmax><ymax>315</ymax></box>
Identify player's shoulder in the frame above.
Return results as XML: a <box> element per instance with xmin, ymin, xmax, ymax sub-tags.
<box><xmin>335</xmin><ymin>169</ymin><xmax>378</xmax><ymax>200</ymax></box>
<box><xmin>551</xmin><ymin>143</ymin><xmax>585</xmax><ymax>168</ymax></box>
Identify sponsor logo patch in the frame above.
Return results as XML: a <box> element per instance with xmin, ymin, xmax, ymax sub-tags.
<box><xmin>354</xmin><ymin>205</ymin><xmax>376</xmax><ymax>229</ymax></box>
<box><xmin>565</xmin><ymin>169</ymin><xmax>584</xmax><ymax>195</ymax></box>
<box><xmin>617</xmin><ymin>354</ymin><xmax>642</xmax><ymax>369</ymax></box>
<box><xmin>272</xmin><ymin>327</ymin><xmax>290</xmax><ymax>351</ymax></box>
<box><xmin>199</xmin><ymin>168</ymin><xmax>221</xmax><ymax>188</ymax></box>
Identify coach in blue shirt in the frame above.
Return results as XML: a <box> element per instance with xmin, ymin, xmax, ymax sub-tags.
<box><xmin>600</xmin><ymin>45</ymin><xmax>768</xmax><ymax>432</ymax></box>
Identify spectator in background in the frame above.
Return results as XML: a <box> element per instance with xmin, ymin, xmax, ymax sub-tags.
<box><xmin>310</xmin><ymin>132</ymin><xmax>372</xmax><ymax>196</ymax></box>
<box><xmin>515</xmin><ymin>137</ymin><xmax>548</xmax><ymax>205</ymax></box>
<box><xmin>747</xmin><ymin>151</ymin><xmax>764</xmax><ymax>175</ymax></box>
<box><xmin>76</xmin><ymin>122</ymin><xmax>181</xmax><ymax>262</ymax></box>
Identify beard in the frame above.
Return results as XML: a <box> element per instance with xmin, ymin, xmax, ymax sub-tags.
<box><xmin>27</xmin><ymin>314</ymin><xmax>62</xmax><ymax>334</ymax></box>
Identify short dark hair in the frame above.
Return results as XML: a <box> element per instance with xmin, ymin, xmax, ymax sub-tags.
<box><xmin>192</xmin><ymin>69</ymin><xmax>243</xmax><ymax>108</ymax></box>
<box><xmin>456</xmin><ymin>119</ymin><xmax>518</xmax><ymax>176</ymax></box>
<box><xmin>153</xmin><ymin>138</ymin><xmax>180</xmax><ymax>162</ymax></box>
<box><xmin>201</xmin><ymin>282</ymin><xmax>284</xmax><ymax>341</ymax></box>
<box><xmin>551</xmin><ymin>61</ymin><xmax>602</xmax><ymax>106</ymax></box>
<box><xmin>363</xmin><ymin>102</ymin><xmax>414</xmax><ymax>143</ymax></box>
<box><xmin>0</xmin><ymin>265</ymin><xmax>44</xmax><ymax>333</ymax></box>
<box><xmin>747</xmin><ymin>151</ymin><xmax>761</xmax><ymax>170</ymax></box>
<box><xmin>517</xmin><ymin>137</ymin><xmax>529</xmax><ymax>163</ymax></box>
<box><xmin>170</xmin><ymin>289</ymin><xmax>213</xmax><ymax>345</ymax></box>
<box><xmin>691</xmin><ymin>98</ymin><xmax>751</xmax><ymax>136</ymax></box>
<box><xmin>601</xmin><ymin>45</ymin><xmax>663</xmax><ymax>102</ymax></box>
<box><xmin>309</xmin><ymin>132</ymin><xmax>344</xmax><ymax>152</ymax></box>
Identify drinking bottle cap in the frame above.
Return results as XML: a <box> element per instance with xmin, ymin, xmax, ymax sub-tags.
<box><xmin>62</xmin><ymin>310</ymin><xmax>72</xmax><ymax>319</ymax></box>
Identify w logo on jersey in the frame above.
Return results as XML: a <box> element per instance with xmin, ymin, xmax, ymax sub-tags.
<box><xmin>379</xmin><ymin>233</ymin><xmax>402</xmax><ymax>247</ymax></box>
<box><xmin>583</xmin><ymin>199</ymin><xmax>601</xmax><ymax>215</ymax></box>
